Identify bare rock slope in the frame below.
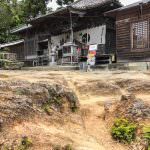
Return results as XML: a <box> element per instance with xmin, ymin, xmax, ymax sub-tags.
<box><xmin>0</xmin><ymin>71</ymin><xmax>149</xmax><ymax>150</ymax></box>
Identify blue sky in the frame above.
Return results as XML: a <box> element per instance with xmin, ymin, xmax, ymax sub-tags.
<box><xmin>48</xmin><ymin>0</ymin><xmax>140</xmax><ymax>10</ymax></box>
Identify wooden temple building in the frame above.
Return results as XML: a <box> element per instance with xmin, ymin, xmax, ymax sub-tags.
<box><xmin>105</xmin><ymin>0</ymin><xmax>150</xmax><ymax>63</ymax></box>
<box><xmin>1</xmin><ymin>0</ymin><xmax>150</xmax><ymax>68</ymax></box>
<box><xmin>0</xmin><ymin>0</ymin><xmax>122</xmax><ymax>66</ymax></box>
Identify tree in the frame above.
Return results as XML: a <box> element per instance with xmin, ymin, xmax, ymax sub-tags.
<box><xmin>56</xmin><ymin>0</ymin><xmax>74</xmax><ymax>7</ymax></box>
<box><xmin>0</xmin><ymin>0</ymin><xmax>22</xmax><ymax>43</ymax></box>
<box><xmin>0</xmin><ymin>0</ymin><xmax>52</xmax><ymax>43</ymax></box>
<box><xmin>0</xmin><ymin>1</ymin><xmax>12</xmax><ymax>43</ymax></box>
<box><xmin>10</xmin><ymin>0</ymin><xmax>25</xmax><ymax>25</ymax></box>
<box><xmin>24</xmin><ymin>0</ymin><xmax>50</xmax><ymax>18</ymax></box>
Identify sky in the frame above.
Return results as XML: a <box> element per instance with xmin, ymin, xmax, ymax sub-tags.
<box><xmin>48</xmin><ymin>0</ymin><xmax>140</xmax><ymax>10</ymax></box>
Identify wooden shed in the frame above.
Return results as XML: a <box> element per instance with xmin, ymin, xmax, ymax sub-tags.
<box><xmin>105</xmin><ymin>0</ymin><xmax>150</xmax><ymax>63</ymax></box>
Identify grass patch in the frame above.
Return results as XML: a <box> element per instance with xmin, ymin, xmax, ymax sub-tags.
<box><xmin>143</xmin><ymin>126</ymin><xmax>150</xmax><ymax>150</ymax></box>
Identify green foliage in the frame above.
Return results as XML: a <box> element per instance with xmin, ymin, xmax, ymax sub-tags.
<box><xmin>0</xmin><ymin>0</ymin><xmax>52</xmax><ymax>43</ymax></box>
<box><xmin>1</xmin><ymin>137</ymin><xmax>32</xmax><ymax>150</ymax></box>
<box><xmin>43</xmin><ymin>104</ymin><xmax>53</xmax><ymax>115</ymax></box>
<box><xmin>24</xmin><ymin>0</ymin><xmax>50</xmax><ymax>18</ymax></box>
<box><xmin>143</xmin><ymin>126</ymin><xmax>150</xmax><ymax>149</ymax></box>
<box><xmin>64</xmin><ymin>144</ymin><xmax>73</xmax><ymax>150</ymax></box>
<box><xmin>111</xmin><ymin>118</ymin><xmax>137</xmax><ymax>144</ymax></box>
<box><xmin>143</xmin><ymin>126</ymin><xmax>150</xmax><ymax>141</ymax></box>
<box><xmin>0</xmin><ymin>0</ymin><xmax>23</xmax><ymax>43</ymax></box>
<box><xmin>16</xmin><ymin>136</ymin><xmax>32</xmax><ymax>150</ymax></box>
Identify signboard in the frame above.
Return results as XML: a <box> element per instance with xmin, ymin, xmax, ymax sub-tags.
<box><xmin>89</xmin><ymin>44</ymin><xmax>98</xmax><ymax>51</ymax></box>
<box><xmin>87</xmin><ymin>50</ymin><xmax>96</xmax><ymax>66</ymax></box>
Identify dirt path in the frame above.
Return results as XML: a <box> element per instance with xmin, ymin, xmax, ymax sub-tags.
<box><xmin>0</xmin><ymin>70</ymin><xmax>150</xmax><ymax>150</ymax></box>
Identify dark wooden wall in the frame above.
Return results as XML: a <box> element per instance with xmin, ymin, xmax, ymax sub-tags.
<box><xmin>116</xmin><ymin>4</ymin><xmax>150</xmax><ymax>63</ymax></box>
<box><xmin>9</xmin><ymin>43</ymin><xmax>25</xmax><ymax>61</ymax></box>
<box><xmin>105</xmin><ymin>19</ymin><xmax>116</xmax><ymax>54</ymax></box>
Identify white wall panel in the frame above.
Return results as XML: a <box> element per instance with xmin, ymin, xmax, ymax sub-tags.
<box><xmin>51</xmin><ymin>25</ymin><xmax>106</xmax><ymax>48</ymax></box>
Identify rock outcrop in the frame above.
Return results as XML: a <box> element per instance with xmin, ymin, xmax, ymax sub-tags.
<box><xmin>0</xmin><ymin>80</ymin><xmax>79</xmax><ymax>130</ymax></box>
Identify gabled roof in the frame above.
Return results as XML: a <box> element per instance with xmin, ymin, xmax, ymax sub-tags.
<box><xmin>11</xmin><ymin>0</ymin><xmax>122</xmax><ymax>34</ymax></box>
<box><xmin>72</xmin><ymin>0</ymin><xmax>121</xmax><ymax>10</ymax></box>
<box><xmin>105</xmin><ymin>0</ymin><xmax>150</xmax><ymax>15</ymax></box>
<box><xmin>0</xmin><ymin>40</ymin><xmax>24</xmax><ymax>49</ymax></box>
<box><xmin>30</xmin><ymin>0</ymin><xmax>121</xmax><ymax>22</ymax></box>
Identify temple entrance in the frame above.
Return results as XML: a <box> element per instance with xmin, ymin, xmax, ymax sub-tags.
<box><xmin>37</xmin><ymin>40</ymin><xmax>49</xmax><ymax>66</ymax></box>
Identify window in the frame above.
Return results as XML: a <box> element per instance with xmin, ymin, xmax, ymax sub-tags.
<box><xmin>132</xmin><ymin>20</ymin><xmax>149</xmax><ymax>49</ymax></box>
<box><xmin>82</xmin><ymin>33</ymin><xmax>90</xmax><ymax>43</ymax></box>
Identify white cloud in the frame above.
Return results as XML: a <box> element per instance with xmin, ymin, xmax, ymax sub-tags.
<box><xmin>48</xmin><ymin>0</ymin><xmax>140</xmax><ymax>10</ymax></box>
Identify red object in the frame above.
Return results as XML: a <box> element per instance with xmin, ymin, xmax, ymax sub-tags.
<box><xmin>77</xmin><ymin>48</ymin><xmax>81</xmax><ymax>52</ymax></box>
<box><xmin>89</xmin><ymin>51</ymin><xmax>96</xmax><ymax>55</ymax></box>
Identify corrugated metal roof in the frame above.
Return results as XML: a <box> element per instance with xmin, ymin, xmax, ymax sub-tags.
<box><xmin>0</xmin><ymin>40</ymin><xmax>24</xmax><ymax>49</ymax></box>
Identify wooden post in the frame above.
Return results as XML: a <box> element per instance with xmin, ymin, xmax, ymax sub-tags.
<box><xmin>69</xmin><ymin>9</ymin><xmax>74</xmax><ymax>43</ymax></box>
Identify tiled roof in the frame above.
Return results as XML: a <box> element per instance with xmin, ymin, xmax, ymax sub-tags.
<box><xmin>72</xmin><ymin>0</ymin><xmax>117</xmax><ymax>10</ymax></box>
<box><xmin>11</xmin><ymin>0</ymin><xmax>122</xmax><ymax>33</ymax></box>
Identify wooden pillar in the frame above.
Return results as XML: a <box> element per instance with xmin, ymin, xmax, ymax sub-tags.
<box><xmin>48</xmin><ymin>37</ymin><xmax>52</xmax><ymax>65</ymax></box>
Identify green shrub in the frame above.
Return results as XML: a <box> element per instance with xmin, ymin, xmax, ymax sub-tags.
<box><xmin>2</xmin><ymin>137</ymin><xmax>32</xmax><ymax>150</ymax></box>
<box><xmin>64</xmin><ymin>144</ymin><xmax>73</xmax><ymax>150</ymax></box>
<box><xmin>16</xmin><ymin>137</ymin><xmax>32</xmax><ymax>150</ymax></box>
<box><xmin>143</xmin><ymin>126</ymin><xmax>150</xmax><ymax>150</ymax></box>
<box><xmin>143</xmin><ymin>126</ymin><xmax>150</xmax><ymax>141</ymax></box>
<box><xmin>111</xmin><ymin>118</ymin><xmax>137</xmax><ymax>144</ymax></box>
<box><xmin>43</xmin><ymin>104</ymin><xmax>53</xmax><ymax>115</ymax></box>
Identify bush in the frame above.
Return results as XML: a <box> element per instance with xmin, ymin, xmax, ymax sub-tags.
<box><xmin>143</xmin><ymin>126</ymin><xmax>150</xmax><ymax>150</ymax></box>
<box><xmin>43</xmin><ymin>104</ymin><xmax>53</xmax><ymax>115</ymax></box>
<box><xmin>16</xmin><ymin>136</ymin><xmax>33</xmax><ymax>150</ymax></box>
<box><xmin>111</xmin><ymin>118</ymin><xmax>137</xmax><ymax>143</ymax></box>
<box><xmin>1</xmin><ymin>137</ymin><xmax>32</xmax><ymax>150</ymax></box>
<box><xmin>64</xmin><ymin>144</ymin><xmax>73</xmax><ymax>150</ymax></box>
